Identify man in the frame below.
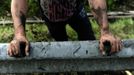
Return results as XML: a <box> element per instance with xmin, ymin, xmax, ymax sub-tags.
<box><xmin>8</xmin><ymin>0</ymin><xmax>121</xmax><ymax>56</ymax></box>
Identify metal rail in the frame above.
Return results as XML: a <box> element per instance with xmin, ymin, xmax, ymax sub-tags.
<box><xmin>0</xmin><ymin>40</ymin><xmax>134</xmax><ymax>73</ymax></box>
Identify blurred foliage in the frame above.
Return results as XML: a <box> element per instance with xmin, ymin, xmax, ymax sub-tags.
<box><xmin>0</xmin><ymin>0</ymin><xmax>134</xmax><ymax>42</ymax></box>
<box><xmin>27</xmin><ymin>0</ymin><xmax>39</xmax><ymax>17</ymax></box>
<box><xmin>0</xmin><ymin>18</ymin><xmax>134</xmax><ymax>42</ymax></box>
<box><xmin>0</xmin><ymin>0</ymin><xmax>10</xmax><ymax>17</ymax></box>
<box><xmin>91</xmin><ymin>18</ymin><xmax>134</xmax><ymax>39</ymax></box>
<box><xmin>0</xmin><ymin>0</ymin><xmax>134</xmax><ymax>17</ymax></box>
<box><xmin>0</xmin><ymin>0</ymin><xmax>39</xmax><ymax>17</ymax></box>
<box><xmin>107</xmin><ymin>0</ymin><xmax>134</xmax><ymax>11</ymax></box>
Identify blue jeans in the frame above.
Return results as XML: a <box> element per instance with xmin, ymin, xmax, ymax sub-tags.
<box><xmin>41</xmin><ymin>8</ymin><xmax>96</xmax><ymax>41</ymax></box>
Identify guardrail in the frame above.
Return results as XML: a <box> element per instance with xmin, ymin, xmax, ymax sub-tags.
<box><xmin>0</xmin><ymin>40</ymin><xmax>134</xmax><ymax>73</ymax></box>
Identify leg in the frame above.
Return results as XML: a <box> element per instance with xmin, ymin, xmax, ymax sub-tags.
<box><xmin>38</xmin><ymin>0</ymin><xmax>68</xmax><ymax>41</ymax></box>
<box><xmin>68</xmin><ymin>8</ymin><xmax>96</xmax><ymax>41</ymax></box>
<box><xmin>68</xmin><ymin>8</ymin><xmax>96</xmax><ymax>75</ymax></box>
<box><xmin>45</xmin><ymin>22</ymin><xmax>68</xmax><ymax>41</ymax></box>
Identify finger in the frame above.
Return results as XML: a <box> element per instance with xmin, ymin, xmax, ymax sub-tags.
<box><xmin>10</xmin><ymin>43</ymin><xmax>15</xmax><ymax>56</ymax></box>
<box><xmin>7</xmin><ymin>44</ymin><xmax>12</xmax><ymax>56</ymax></box>
<box><xmin>10</xmin><ymin>40</ymin><xmax>18</xmax><ymax>56</ymax></box>
<box><xmin>119</xmin><ymin>40</ymin><xmax>123</xmax><ymax>50</ymax></box>
<box><xmin>119</xmin><ymin>39</ymin><xmax>123</xmax><ymax>51</ymax></box>
<box><xmin>25</xmin><ymin>42</ymin><xmax>30</xmax><ymax>56</ymax></box>
<box><xmin>13</xmin><ymin>41</ymin><xmax>20</xmax><ymax>55</ymax></box>
<box><xmin>116</xmin><ymin>39</ymin><xmax>119</xmax><ymax>52</ymax></box>
<box><xmin>113</xmin><ymin>37</ymin><xmax>118</xmax><ymax>52</ymax></box>
<box><xmin>111</xmin><ymin>40</ymin><xmax>116</xmax><ymax>53</ymax></box>
<box><xmin>116</xmin><ymin>37</ymin><xmax>122</xmax><ymax>51</ymax></box>
<box><xmin>118</xmin><ymin>41</ymin><xmax>121</xmax><ymax>51</ymax></box>
<box><xmin>11</xmin><ymin>44</ymin><xmax>16</xmax><ymax>56</ymax></box>
<box><xmin>12</xmin><ymin>44</ymin><xmax>19</xmax><ymax>55</ymax></box>
<box><xmin>11</xmin><ymin>43</ymin><xmax>17</xmax><ymax>55</ymax></box>
<box><xmin>9</xmin><ymin>41</ymin><xmax>16</xmax><ymax>56</ymax></box>
<box><xmin>99</xmin><ymin>41</ymin><xmax>105</xmax><ymax>55</ymax></box>
<box><xmin>117</xmin><ymin>38</ymin><xmax>122</xmax><ymax>52</ymax></box>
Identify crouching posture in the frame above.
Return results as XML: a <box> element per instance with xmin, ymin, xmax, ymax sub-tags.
<box><xmin>8</xmin><ymin>0</ymin><xmax>121</xmax><ymax>56</ymax></box>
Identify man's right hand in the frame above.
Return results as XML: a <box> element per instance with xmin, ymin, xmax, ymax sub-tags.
<box><xmin>7</xmin><ymin>36</ymin><xmax>29</xmax><ymax>57</ymax></box>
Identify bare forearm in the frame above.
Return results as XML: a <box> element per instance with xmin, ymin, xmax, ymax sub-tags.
<box><xmin>11</xmin><ymin>0</ymin><xmax>27</xmax><ymax>37</ymax></box>
<box><xmin>88</xmin><ymin>0</ymin><xmax>109</xmax><ymax>35</ymax></box>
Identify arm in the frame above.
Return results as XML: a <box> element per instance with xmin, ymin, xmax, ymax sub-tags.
<box><xmin>88</xmin><ymin>0</ymin><xmax>121</xmax><ymax>55</ymax></box>
<box><xmin>88</xmin><ymin>0</ymin><xmax>109</xmax><ymax>35</ymax></box>
<box><xmin>11</xmin><ymin>0</ymin><xmax>27</xmax><ymax>36</ymax></box>
<box><xmin>8</xmin><ymin>0</ymin><xmax>29</xmax><ymax>57</ymax></box>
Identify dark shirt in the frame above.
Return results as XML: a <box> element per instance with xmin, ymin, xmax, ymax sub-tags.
<box><xmin>39</xmin><ymin>0</ymin><xmax>84</xmax><ymax>22</ymax></box>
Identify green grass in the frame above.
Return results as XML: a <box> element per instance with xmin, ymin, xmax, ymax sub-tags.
<box><xmin>0</xmin><ymin>18</ymin><xmax>134</xmax><ymax>43</ymax></box>
<box><xmin>91</xmin><ymin>18</ymin><xmax>134</xmax><ymax>39</ymax></box>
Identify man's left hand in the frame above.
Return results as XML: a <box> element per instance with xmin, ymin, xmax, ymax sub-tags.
<box><xmin>99</xmin><ymin>32</ymin><xmax>122</xmax><ymax>55</ymax></box>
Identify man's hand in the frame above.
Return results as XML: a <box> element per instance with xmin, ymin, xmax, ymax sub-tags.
<box><xmin>10</xmin><ymin>0</ymin><xmax>28</xmax><ymax>57</ymax></box>
<box><xmin>7</xmin><ymin>36</ymin><xmax>29</xmax><ymax>57</ymax></box>
<box><xmin>99</xmin><ymin>32</ymin><xmax>122</xmax><ymax>55</ymax></box>
<box><xmin>88</xmin><ymin>0</ymin><xmax>122</xmax><ymax>55</ymax></box>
